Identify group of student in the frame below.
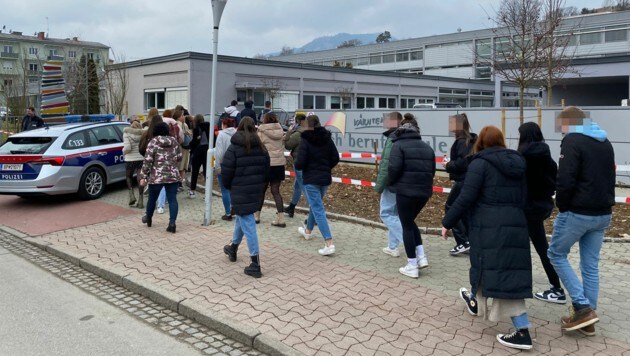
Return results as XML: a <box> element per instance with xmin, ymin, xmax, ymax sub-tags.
<box><xmin>376</xmin><ymin>107</ymin><xmax>615</xmax><ymax>350</ymax></box>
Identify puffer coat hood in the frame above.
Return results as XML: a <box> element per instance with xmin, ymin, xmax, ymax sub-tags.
<box><xmin>475</xmin><ymin>147</ymin><xmax>526</xmax><ymax>180</ymax></box>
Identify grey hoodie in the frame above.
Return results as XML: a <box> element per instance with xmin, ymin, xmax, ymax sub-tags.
<box><xmin>214</xmin><ymin>127</ymin><xmax>237</xmax><ymax>174</ymax></box>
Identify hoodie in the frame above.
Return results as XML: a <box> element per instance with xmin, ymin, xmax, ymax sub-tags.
<box><xmin>140</xmin><ymin>135</ymin><xmax>182</xmax><ymax>184</ymax></box>
<box><xmin>520</xmin><ymin>141</ymin><xmax>557</xmax><ymax>217</ymax></box>
<box><xmin>123</xmin><ymin>126</ymin><xmax>146</xmax><ymax>162</ymax></box>
<box><xmin>295</xmin><ymin>127</ymin><xmax>340</xmax><ymax>186</ymax></box>
<box><xmin>214</xmin><ymin>127</ymin><xmax>237</xmax><ymax>174</ymax></box>
<box><xmin>224</xmin><ymin>106</ymin><xmax>239</xmax><ymax>118</ymax></box>
<box><xmin>556</xmin><ymin>122</ymin><xmax>615</xmax><ymax>215</ymax></box>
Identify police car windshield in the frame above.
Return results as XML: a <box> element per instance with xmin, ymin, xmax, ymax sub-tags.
<box><xmin>0</xmin><ymin>137</ymin><xmax>55</xmax><ymax>154</ymax></box>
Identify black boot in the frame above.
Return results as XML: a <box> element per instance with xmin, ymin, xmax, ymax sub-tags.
<box><xmin>142</xmin><ymin>215</ymin><xmax>152</xmax><ymax>227</ymax></box>
<box><xmin>285</xmin><ymin>203</ymin><xmax>296</xmax><ymax>218</ymax></box>
<box><xmin>244</xmin><ymin>255</ymin><xmax>262</xmax><ymax>278</ymax></box>
<box><xmin>166</xmin><ymin>223</ymin><xmax>176</xmax><ymax>233</ymax></box>
<box><xmin>223</xmin><ymin>243</ymin><xmax>239</xmax><ymax>262</ymax></box>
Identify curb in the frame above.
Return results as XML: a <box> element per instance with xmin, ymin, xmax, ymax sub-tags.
<box><xmin>190</xmin><ymin>181</ymin><xmax>630</xmax><ymax>243</ymax></box>
<box><xmin>2</xmin><ymin>227</ymin><xmax>304</xmax><ymax>356</ymax></box>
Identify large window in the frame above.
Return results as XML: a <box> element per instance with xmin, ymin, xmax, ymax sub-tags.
<box><xmin>28</xmin><ymin>63</ymin><xmax>38</xmax><ymax>71</ymax></box>
<box><xmin>369</xmin><ymin>54</ymin><xmax>382</xmax><ymax>64</ymax></box>
<box><xmin>357</xmin><ymin>57</ymin><xmax>369</xmax><ymax>65</ymax></box>
<box><xmin>410</xmin><ymin>50</ymin><xmax>423</xmax><ymax>61</ymax></box>
<box><xmin>68</xmin><ymin>51</ymin><xmax>77</xmax><ymax>58</ymax></box>
<box><xmin>331</xmin><ymin>96</ymin><xmax>351</xmax><ymax>110</ymax></box>
<box><xmin>145</xmin><ymin>90</ymin><xmax>166</xmax><ymax>110</ymax></box>
<box><xmin>303</xmin><ymin>95</ymin><xmax>326</xmax><ymax>110</ymax></box>
<box><xmin>396</xmin><ymin>51</ymin><xmax>409</xmax><ymax>62</ymax></box>
<box><xmin>28</xmin><ymin>47</ymin><xmax>38</xmax><ymax>55</ymax></box>
<box><xmin>476</xmin><ymin>39</ymin><xmax>492</xmax><ymax>58</ymax></box>
<box><xmin>382</xmin><ymin>52</ymin><xmax>395</xmax><ymax>63</ymax></box>
<box><xmin>605</xmin><ymin>29</ymin><xmax>627</xmax><ymax>43</ymax></box>
<box><xmin>3</xmin><ymin>45</ymin><xmax>13</xmax><ymax>54</ymax></box>
<box><xmin>580</xmin><ymin>32</ymin><xmax>602</xmax><ymax>45</ymax></box>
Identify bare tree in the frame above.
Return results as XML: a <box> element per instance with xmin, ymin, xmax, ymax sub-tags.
<box><xmin>0</xmin><ymin>48</ymin><xmax>39</xmax><ymax>123</ymax></box>
<box><xmin>337</xmin><ymin>39</ymin><xmax>362</xmax><ymax>48</ymax></box>
<box><xmin>102</xmin><ymin>50</ymin><xmax>128</xmax><ymax>116</ymax></box>
<box><xmin>335</xmin><ymin>86</ymin><xmax>354</xmax><ymax>110</ymax></box>
<box><xmin>280</xmin><ymin>45</ymin><xmax>294</xmax><ymax>56</ymax></box>
<box><xmin>604</xmin><ymin>0</ymin><xmax>630</xmax><ymax>10</ymax></box>
<box><xmin>259</xmin><ymin>77</ymin><xmax>285</xmax><ymax>107</ymax></box>
<box><xmin>485</xmin><ymin>0</ymin><xmax>550</xmax><ymax>122</ymax></box>
<box><xmin>540</xmin><ymin>0</ymin><xmax>578</xmax><ymax>106</ymax></box>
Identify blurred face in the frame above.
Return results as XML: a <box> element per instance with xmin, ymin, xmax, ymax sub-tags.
<box><xmin>449</xmin><ymin>115</ymin><xmax>464</xmax><ymax>136</ymax></box>
<box><xmin>26</xmin><ymin>108</ymin><xmax>34</xmax><ymax>116</ymax></box>
<box><xmin>555</xmin><ymin>117</ymin><xmax>585</xmax><ymax>133</ymax></box>
<box><xmin>383</xmin><ymin>113</ymin><xmax>399</xmax><ymax>129</ymax></box>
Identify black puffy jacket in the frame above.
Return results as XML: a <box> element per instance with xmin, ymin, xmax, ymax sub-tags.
<box><xmin>221</xmin><ymin>132</ymin><xmax>270</xmax><ymax>215</ymax></box>
<box><xmin>445</xmin><ymin>133</ymin><xmax>477</xmax><ymax>182</ymax></box>
<box><xmin>520</xmin><ymin>141</ymin><xmax>557</xmax><ymax>218</ymax></box>
<box><xmin>294</xmin><ymin>127</ymin><xmax>339</xmax><ymax>186</ymax></box>
<box><xmin>442</xmin><ymin>147</ymin><xmax>531</xmax><ymax>300</ymax></box>
<box><xmin>387</xmin><ymin>126</ymin><xmax>436</xmax><ymax>199</ymax></box>
<box><xmin>190</xmin><ymin>122</ymin><xmax>210</xmax><ymax>152</ymax></box>
<box><xmin>556</xmin><ymin>133</ymin><xmax>615</xmax><ymax>216</ymax></box>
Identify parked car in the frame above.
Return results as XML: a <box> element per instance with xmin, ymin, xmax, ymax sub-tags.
<box><xmin>0</xmin><ymin>121</ymin><xmax>129</xmax><ymax>199</ymax></box>
<box><xmin>0</xmin><ymin>106</ymin><xmax>10</xmax><ymax>119</ymax></box>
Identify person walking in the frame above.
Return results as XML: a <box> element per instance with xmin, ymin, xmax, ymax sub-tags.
<box><xmin>257</xmin><ymin>112</ymin><xmax>287</xmax><ymax>227</ymax></box>
<box><xmin>547</xmin><ymin>107</ymin><xmax>615</xmax><ymax>336</ymax></box>
<box><xmin>21</xmin><ymin>106</ymin><xmax>44</xmax><ymax>131</ymax></box>
<box><xmin>188</xmin><ymin>114</ymin><xmax>210</xmax><ymax>200</ymax></box>
<box><xmin>221</xmin><ymin>117</ymin><xmax>270</xmax><ymax>278</ymax></box>
<box><xmin>213</xmin><ymin>116</ymin><xmax>237</xmax><ymax>220</ymax></box>
<box><xmin>387</xmin><ymin>114</ymin><xmax>435</xmax><ymax>277</ymax></box>
<box><xmin>294</xmin><ymin>115</ymin><xmax>339</xmax><ymax>256</ymax></box>
<box><xmin>516</xmin><ymin>122</ymin><xmax>565</xmax><ymax>304</ymax></box>
<box><xmin>441</xmin><ymin>125</ymin><xmax>533</xmax><ymax>350</ymax></box>
<box><xmin>175</xmin><ymin>110</ymin><xmax>192</xmax><ymax>192</ymax></box>
<box><xmin>375</xmin><ymin>111</ymin><xmax>404</xmax><ymax>257</ymax></box>
<box><xmin>123</xmin><ymin>119</ymin><xmax>146</xmax><ymax>208</ymax></box>
<box><xmin>240</xmin><ymin>100</ymin><xmax>257</xmax><ymax>125</ymax></box>
<box><xmin>283</xmin><ymin>113</ymin><xmax>307</xmax><ymax>218</ymax></box>
<box><xmin>442</xmin><ymin>113</ymin><xmax>477</xmax><ymax>256</ymax></box>
<box><xmin>139</xmin><ymin>122</ymin><xmax>183</xmax><ymax>233</ymax></box>
<box><xmin>257</xmin><ymin>100</ymin><xmax>272</xmax><ymax>125</ymax></box>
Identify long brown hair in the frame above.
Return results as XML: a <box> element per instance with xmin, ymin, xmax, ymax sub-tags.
<box><xmin>454</xmin><ymin>113</ymin><xmax>473</xmax><ymax>143</ymax></box>
<box><xmin>474</xmin><ymin>125</ymin><xmax>506</xmax><ymax>153</ymax></box>
<box><xmin>237</xmin><ymin>116</ymin><xmax>265</xmax><ymax>154</ymax></box>
<box><xmin>139</xmin><ymin>115</ymin><xmax>163</xmax><ymax>155</ymax></box>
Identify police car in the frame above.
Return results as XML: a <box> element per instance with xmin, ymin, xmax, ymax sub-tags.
<box><xmin>0</xmin><ymin>121</ymin><xmax>129</xmax><ymax>199</ymax></box>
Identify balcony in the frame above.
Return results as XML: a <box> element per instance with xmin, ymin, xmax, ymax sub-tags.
<box><xmin>0</xmin><ymin>52</ymin><xmax>19</xmax><ymax>59</ymax></box>
<box><xmin>27</xmin><ymin>70</ymin><xmax>40</xmax><ymax>76</ymax></box>
<box><xmin>47</xmin><ymin>55</ymin><xmax>64</xmax><ymax>61</ymax></box>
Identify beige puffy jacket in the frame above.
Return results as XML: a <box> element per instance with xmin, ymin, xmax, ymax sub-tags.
<box><xmin>257</xmin><ymin>123</ymin><xmax>286</xmax><ymax>167</ymax></box>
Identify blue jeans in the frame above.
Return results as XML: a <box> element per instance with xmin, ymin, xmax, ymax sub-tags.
<box><xmin>146</xmin><ymin>182</ymin><xmax>179</xmax><ymax>224</ymax></box>
<box><xmin>548</xmin><ymin>212</ymin><xmax>611</xmax><ymax>309</ymax></box>
<box><xmin>232</xmin><ymin>214</ymin><xmax>259</xmax><ymax>256</ymax></box>
<box><xmin>380</xmin><ymin>188</ymin><xmax>403</xmax><ymax>249</ymax></box>
<box><xmin>290</xmin><ymin>170</ymin><xmax>303</xmax><ymax>205</ymax></box>
<box><xmin>511</xmin><ymin>313</ymin><xmax>530</xmax><ymax>330</ymax></box>
<box><xmin>304</xmin><ymin>184</ymin><xmax>332</xmax><ymax>240</ymax></box>
<box><xmin>217</xmin><ymin>175</ymin><xmax>231</xmax><ymax>216</ymax></box>
<box><xmin>157</xmin><ymin>187</ymin><xmax>166</xmax><ymax>208</ymax></box>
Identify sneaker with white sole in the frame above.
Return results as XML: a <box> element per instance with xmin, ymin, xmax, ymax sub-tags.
<box><xmin>399</xmin><ymin>263</ymin><xmax>419</xmax><ymax>278</ymax></box>
<box><xmin>450</xmin><ymin>243</ymin><xmax>470</xmax><ymax>256</ymax></box>
<box><xmin>534</xmin><ymin>286</ymin><xmax>566</xmax><ymax>304</ymax></box>
<box><xmin>382</xmin><ymin>247</ymin><xmax>400</xmax><ymax>257</ymax></box>
<box><xmin>298</xmin><ymin>227</ymin><xmax>313</xmax><ymax>240</ymax></box>
<box><xmin>459</xmin><ymin>287</ymin><xmax>478</xmax><ymax>316</ymax></box>
<box><xmin>157</xmin><ymin>207</ymin><xmax>165</xmax><ymax>214</ymax></box>
<box><xmin>418</xmin><ymin>256</ymin><xmax>429</xmax><ymax>269</ymax></box>
<box><xmin>188</xmin><ymin>191</ymin><xmax>196</xmax><ymax>199</ymax></box>
<box><xmin>496</xmin><ymin>329</ymin><xmax>532</xmax><ymax>350</ymax></box>
<box><xmin>318</xmin><ymin>245</ymin><xmax>335</xmax><ymax>256</ymax></box>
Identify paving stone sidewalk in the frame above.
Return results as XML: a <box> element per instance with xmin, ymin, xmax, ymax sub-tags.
<box><xmin>17</xmin><ymin>187</ymin><xmax>630</xmax><ymax>355</ymax></box>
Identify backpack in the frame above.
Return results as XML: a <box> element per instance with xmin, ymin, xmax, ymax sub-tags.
<box><xmin>169</xmin><ymin>122</ymin><xmax>183</xmax><ymax>144</ymax></box>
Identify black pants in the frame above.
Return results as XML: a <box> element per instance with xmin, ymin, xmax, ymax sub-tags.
<box><xmin>445</xmin><ymin>181</ymin><xmax>469</xmax><ymax>246</ymax></box>
<box><xmin>190</xmin><ymin>145</ymin><xmax>208</xmax><ymax>191</ymax></box>
<box><xmin>526</xmin><ymin>211</ymin><xmax>561</xmax><ymax>289</ymax></box>
<box><xmin>396</xmin><ymin>194</ymin><xmax>429</xmax><ymax>258</ymax></box>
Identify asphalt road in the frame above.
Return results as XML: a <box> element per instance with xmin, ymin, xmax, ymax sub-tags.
<box><xmin>0</xmin><ymin>246</ymin><xmax>201</xmax><ymax>356</ymax></box>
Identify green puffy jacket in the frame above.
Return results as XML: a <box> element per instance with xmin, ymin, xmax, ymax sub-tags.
<box><xmin>375</xmin><ymin>129</ymin><xmax>396</xmax><ymax>193</ymax></box>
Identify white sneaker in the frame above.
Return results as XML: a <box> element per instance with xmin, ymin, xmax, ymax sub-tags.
<box><xmin>298</xmin><ymin>227</ymin><xmax>313</xmax><ymax>240</ymax></box>
<box><xmin>418</xmin><ymin>256</ymin><xmax>429</xmax><ymax>269</ymax></box>
<box><xmin>157</xmin><ymin>207</ymin><xmax>165</xmax><ymax>214</ymax></box>
<box><xmin>399</xmin><ymin>263</ymin><xmax>419</xmax><ymax>278</ymax></box>
<box><xmin>318</xmin><ymin>245</ymin><xmax>335</xmax><ymax>256</ymax></box>
<box><xmin>188</xmin><ymin>191</ymin><xmax>196</xmax><ymax>199</ymax></box>
<box><xmin>382</xmin><ymin>247</ymin><xmax>400</xmax><ymax>257</ymax></box>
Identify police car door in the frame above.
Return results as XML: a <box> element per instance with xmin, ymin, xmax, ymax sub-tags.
<box><xmin>88</xmin><ymin>126</ymin><xmax>125</xmax><ymax>182</ymax></box>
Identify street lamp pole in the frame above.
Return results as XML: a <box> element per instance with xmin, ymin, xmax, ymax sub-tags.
<box><xmin>204</xmin><ymin>0</ymin><xmax>227</xmax><ymax>226</ymax></box>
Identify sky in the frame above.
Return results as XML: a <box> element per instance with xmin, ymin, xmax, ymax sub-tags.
<box><xmin>0</xmin><ymin>0</ymin><xmax>605</xmax><ymax>61</ymax></box>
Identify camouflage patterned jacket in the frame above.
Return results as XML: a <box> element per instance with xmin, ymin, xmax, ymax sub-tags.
<box><xmin>140</xmin><ymin>135</ymin><xmax>182</xmax><ymax>184</ymax></box>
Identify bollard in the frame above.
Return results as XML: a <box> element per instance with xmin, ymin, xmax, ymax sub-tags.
<box><xmin>537</xmin><ymin>107</ymin><xmax>542</xmax><ymax>127</ymax></box>
<box><xmin>501</xmin><ymin>109</ymin><xmax>506</xmax><ymax>135</ymax></box>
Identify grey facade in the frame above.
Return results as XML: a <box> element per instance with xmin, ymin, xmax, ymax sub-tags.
<box><xmin>124</xmin><ymin>52</ymin><xmax>531</xmax><ymax>117</ymax></box>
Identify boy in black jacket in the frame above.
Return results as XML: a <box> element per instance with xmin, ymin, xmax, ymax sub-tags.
<box><xmin>547</xmin><ymin>106</ymin><xmax>615</xmax><ymax>336</ymax></box>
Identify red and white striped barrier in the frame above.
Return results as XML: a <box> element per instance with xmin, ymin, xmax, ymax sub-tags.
<box><xmin>285</xmin><ymin>170</ymin><xmax>630</xmax><ymax>204</ymax></box>
<box><xmin>0</xmin><ymin>130</ymin><xmax>16</xmax><ymax>135</ymax></box>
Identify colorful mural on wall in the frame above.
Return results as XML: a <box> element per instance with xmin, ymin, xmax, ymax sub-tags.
<box><xmin>40</xmin><ymin>60</ymin><xmax>70</xmax><ymax>116</ymax></box>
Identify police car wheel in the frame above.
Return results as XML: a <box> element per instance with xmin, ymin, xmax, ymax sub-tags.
<box><xmin>78</xmin><ymin>167</ymin><xmax>105</xmax><ymax>200</ymax></box>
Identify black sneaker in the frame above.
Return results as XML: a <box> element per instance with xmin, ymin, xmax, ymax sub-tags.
<box><xmin>534</xmin><ymin>286</ymin><xmax>566</xmax><ymax>304</ymax></box>
<box><xmin>496</xmin><ymin>329</ymin><xmax>533</xmax><ymax>350</ymax></box>
<box><xmin>459</xmin><ymin>287</ymin><xmax>478</xmax><ymax>316</ymax></box>
<box><xmin>449</xmin><ymin>243</ymin><xmax>470</xmax><ymax>256</ymax></box>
